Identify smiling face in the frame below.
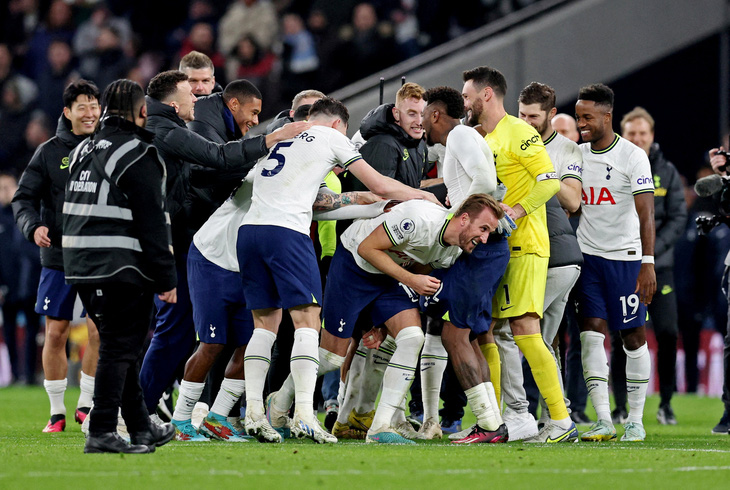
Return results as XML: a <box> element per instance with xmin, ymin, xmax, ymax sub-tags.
<box><xmin>461</xmin><ymin>80</ymin><xmax>485</xmax><ymax>127</ymax></box>
<box><xmin>518</xmin><ymin>102</ymin><xmax>550</xmax><ymax>138</ymax></box>
<box><xmin>231</xmin><ymin>96</ymin><xmax>262</xmax><ymax>135</ymax></box>
<box><xmin>64</xmin><ymin>94</ymin><xmax>100</xmax><ymax>135</ymax></box>
<box><xmin>457</xmin><ymin>207</ymin><xmax>498</xmax><ymax>254</ymax></box>
<box><xmin>575</xmin><ymin>99</ymin><xmax>611</xmax><ymax>144</ymax></box>
<box><xmin>622</xmin><ymin>117</ymin><xmax>654</xmax><ymax>156</ymax></box>
<box><xmin>394</xmin><ymin>96</ymin><xmax>425</xmax><ymax>140</ymax></box>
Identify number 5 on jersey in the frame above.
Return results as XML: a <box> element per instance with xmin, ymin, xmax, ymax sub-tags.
<box><xmin>261</xmin><ymin>142</ymin><xmax>293</xmax><ymax>177</ymax></box>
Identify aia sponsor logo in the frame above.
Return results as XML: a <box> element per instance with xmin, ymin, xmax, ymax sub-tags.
<box><xmin>582</xmin><ymin>187</ymin><xmax>616</xmax><ymax>205</ymax></box>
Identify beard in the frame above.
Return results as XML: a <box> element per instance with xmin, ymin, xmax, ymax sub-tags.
<box><xmin>466</xmin><ymin>98</ymin><xmax>484</xmax><ymax>127</ymax></box>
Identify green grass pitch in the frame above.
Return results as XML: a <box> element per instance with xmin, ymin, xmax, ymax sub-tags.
<box><xmin>2</xmin><ymin>386</ymin><xmax>730</xmax><ymax>489</ymax></box>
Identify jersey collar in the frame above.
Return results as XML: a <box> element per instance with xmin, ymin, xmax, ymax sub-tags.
<box><xmin>590</xmin><ymin>133</ymin><xmax>620</xmax><ymax>154</ymax></box>
<box><xmin>438</xmin><ymin>213</ymin><xmax>454</xmax><ymax>248</ymax></box>
<box><xmin>544</xmin><ymin>131</ymin><xmax>557</xmax><ymax>145</ymax></box>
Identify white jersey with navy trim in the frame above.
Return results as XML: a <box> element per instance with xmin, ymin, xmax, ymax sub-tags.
<box><xmin>442</xmin><ymin>125</ymin><xmax>497</xmax><ymax>210</ymax></box>
<box><xmin>242</xmin><ymin>125</ymin><xmax>362</xmax><ymax>235</ymax></box>
<box><xmin>544</xmin><ymin>131</ymin><xmax>582</xmax><ymax>182</ymax></box>
<box><xmin>340</xmin><ymin>200</ymin><xmax>462</xmax><ymax>275</ymax></box>
<box><xmin>577</xmin><ymin>134</ymin><xmax>654</xmax><ymax>260</ymax></box>
<box><xmin>193</xmin><ymin>170</ymin><xmax>255</xmax><ymax>273</ymax></box>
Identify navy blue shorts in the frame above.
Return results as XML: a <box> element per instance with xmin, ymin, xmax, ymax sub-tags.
<box><xmin>323</xmin><ymin>245</ymin><xmax>418</xmax><ymax>339</ymax></box>
<box><xmin>37</xmin><ymin>267</ymin><xmax>82</xmax><ymax>320</ymax></box>
<box><xmin>237</xmin><ymin>225</ymin><xmax>322</xmax><ymax>310</ymax></box>
<box><xmin>188</xmin><ymin>243</ymin><xmax>253</xmax><ymax>346</ymax></box>
<box><xmin>579</xmin><ymin>254</ymin><xmax>646</xmax><ymax>331</ymax></box>
<box><xmin>421</xmin><ymin>238</ymin><xmax>509</xmax><ymax>334</ymax></box>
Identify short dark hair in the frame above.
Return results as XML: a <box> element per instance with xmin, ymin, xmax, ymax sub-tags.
<box><xmin>308</xmin><ymin>97</ymin><xmax>349</xmax><ymax>126</ymax></box>
<box><xmin>101</xmin><ymin>79</ymin><xmax>145</xmax><ymax>121</ymax></box>
<box><xmin>578</xmin><ymin>83</ymin><xmax>614</xmax><ymax>111</ymax></box>
<box><xmin>223</xmin><ymin>79</ymin><xmax>262</xmax><ymax>105</ymax></box>
<box><xmin>462</xmin><ymin>66</ymin><xmax>507</xmax><ymax>98</ymax></box>
<box><xmin>453</xmin><ymin>193</ymin><xmax>504</xmax><ymax>221</ymax></box>
<box><xmin>147</xmin><ymin>70</ymin><xmax>189</xmax><ymax>102</ymax></box>
<box><xmin>292</xmin><ymin>103</ymin><xmax>312</xmax><ymax>121</ymax></box>
<box><xmin>63</xmin><ymin>79</ymin><xmax>100</xmax><ymax>109</ymax></box>
<box><xmin>518</xmin><ymin>82</ymin><xmax>556</xmax><ymax>112</ymax></box>
<box><xmin>423</xmin><ymin>86</ymin><xmax>464</xmax><ymax>119</ymax></box>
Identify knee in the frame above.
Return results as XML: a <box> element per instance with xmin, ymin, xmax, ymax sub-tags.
<box><xmin>44</xmin><ymin>320</ymin><xmax>70</xmax><ymax>348</ymax></box>
<box><xmin>395</xmin><ymin>326</ymin><xmax>425</xmax><ymax>350</ymax></box>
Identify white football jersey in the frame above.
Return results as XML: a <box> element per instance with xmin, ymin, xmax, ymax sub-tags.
<box><xmin>577</xmin><ymin>135</ymin><xmax>654</xmax><ymax>260</ymax></box>
<box><xmin>544</xmin><ymin>131</ymin><xmax>582</xmax><ymax>181</ymax></box>
<box><xmin>242</xmin><ymin>126</ymin><xmax>362</xmax><ymax>235</ymax></box>
<box><xmin>193</xmin><ymin>169</ymin><xmax>255</xmax><ymax>272</ymax></box>
<box><xmin>442</xmin><ymin>125</ymin><xmax>497</xmax><ymax>211</ymax></box>
<box><xmin>340</xmin><ymin>200</ymin><xmax>463</xmax><ymax>275</ymax></box>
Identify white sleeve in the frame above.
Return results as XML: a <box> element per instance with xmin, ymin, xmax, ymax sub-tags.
<box><xmin>629</xmin><ymin>149</ymin><xmax>654</xmax><ymax>195</ymax></box>
<box><xmin>560</xmin><ymin>143</ymin><xmax>583</xmax><ymax>182</ymax></box>
<box><xmin>330</xmin><ymin>130</ymin><xmax>363</xmax><ymax>169</ymax></box>
<box><xmin>451</xmin><ymin>130</ymin><xmax>497</xmax><ymax>196</ymax></box>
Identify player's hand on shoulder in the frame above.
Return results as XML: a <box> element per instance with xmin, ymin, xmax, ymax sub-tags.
<box><xmin>34</xmin><ymin>226</ymin><xmax>51</xmax><ymax>247</ymax></box>
<box><xmin>355</xmin><ymin>191</ymin><xmax>383</xmax><ymax>205</ymax></box>
<box><xmin>635</xmin><ymin>265</ymin><xmax>656</xmax><ymax>305</ymax></box>
<box><xmin>274</xmin><ymin>121</ymin><xmax>314</xmax><ymax>142</ymax></box>
<box><xmin>419</xmin><ymin>190</ymin><xmax>443</xmax><ymax>207</ymax></box>
<box><xmin>408</xmin><ymin>274</ymin><xmax>441</xmax><ymax>296</ymax></box>
<box><xmin>158</xmin><ymin>288</ymin><xmax>177</xmax><ymax>304</ymax></box>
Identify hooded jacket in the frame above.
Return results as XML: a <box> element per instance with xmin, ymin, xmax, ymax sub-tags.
<box><xmin>185</xmin><ymin>93</ymin><xmax>268</xmax><ymax>233</ymax></box>
<box><xmin>12</xmin><ymin>114</ymin><xmax>86</xmax><ymax>270</ymax></box>
<box><xmin>650</xmin><ymin>142</ymin><xmax>687</xmax><ymax>269</ymax></box>
<box><xmin>341</xmin><ymin>103</ymin><xmax>428</xmax><ymax>192</ymax></box>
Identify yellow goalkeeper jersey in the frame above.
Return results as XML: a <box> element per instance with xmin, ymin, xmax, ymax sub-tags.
<box><xmin>486</xmin><ymin>114</ymin><xmax>556</xmax><ymax>257</ymax></box>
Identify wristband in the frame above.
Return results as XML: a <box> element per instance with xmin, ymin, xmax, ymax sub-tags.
<box><xmin>641</xmin><ymin>255</ymin><xmax>654</xmax><ymax>264</ymax></box>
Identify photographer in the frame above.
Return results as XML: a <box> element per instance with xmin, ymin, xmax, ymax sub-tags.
<box><xmin>709</xmin><ymin>145</ymin><xmax>730</xmax><ymax>434</ymax></box>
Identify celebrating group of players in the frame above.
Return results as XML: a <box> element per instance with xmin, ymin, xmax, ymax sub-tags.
<box><xmin>13</xmin><ymin>50</ymin><xmax>657</xmax><ymax>452</ymax></box>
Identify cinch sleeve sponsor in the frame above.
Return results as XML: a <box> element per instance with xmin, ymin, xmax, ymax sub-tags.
<box><xmin>629</xmin><ymin>149</ymin><xmax>655</xmax><ymax>195</ymax></box>
<box><xmin>561</xmin><ymin>144</ymin><xmax>583</xmax><ymax>181</ymax></box>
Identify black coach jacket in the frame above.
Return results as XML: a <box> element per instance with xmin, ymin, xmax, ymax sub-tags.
<box><xmin>650</xmin><ymin>142</ymin><xmax>687</xmax><ymax>270</ymax></box>
<box><xmin>185</xmin><ymin>93</ymin><xmax>268</xmax><ymax>234</ymax></box>
<box><xmin>12</xmin><ymin>114</ymin><xmax>86</xmax><ymax>270</ymax></box>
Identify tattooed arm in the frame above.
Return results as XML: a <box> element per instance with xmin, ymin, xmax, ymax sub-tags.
<box><xmin>312</xmin><ymin>191</ymin><xmax>381</xmax><ymax>211</ymax></box>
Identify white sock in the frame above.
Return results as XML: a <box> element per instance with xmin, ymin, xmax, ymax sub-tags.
<box><xmin>580</xmin><ymin>331</ymin><xmax>611</xmax><ymax>423</ymax></box>
<box><xmin>290</xmin><ymin>328</ymin><xmax>321</xmax><ymax>416</ymax></box>
<box><xmin>210</xmin><ymin>378</ymin><xmax>245</xmax><ymax>417</ymax></box>
<box><xmin>421</xmin><ymin>333</ymin><xmax>448</xmax><ymax>422</ymax></box>
<box><xmin>44</xmin><ymin>378</ymin><xmax>67</xmax><ymax>416</ymax></box>
<box><xmin>244</xmin><ymin>328</ymin><xmax>277</xmax><ymax>416</ymax></box>
<box><xmin>337</xmin><ymin>378</ymin><xmax>346</xmax><ymax>408</ymax></box>
<box><xmin>337</xmin><ymin>343</ymin><xmax>367</xmax><ymax>424</ymax></box>
<box><xmin>391</xmin><ymin>397</ymin><xmax>408</xmax><ymax>426</ymax></box>
<box><xmin>356</xmin><ymin>336</ymin><xmax>394</xmax><ymax>414</ymax></box>
<box><xmin>465</xmin><ymin>383</ymin><xmax>499</xmax><ymax>430</ymax></box>
<box><xmin>624</xmin><ymin>342</ymin><xmax>651</xmax><ymax>425</ymax></box>
<box><xmin>77</xmin><ymin>371</ymin><xmax>95</xmax><ymax>409</ymax></box>
<box><xmin>172</xmin><ymin>380</ymin><xmax>205</xmax><ymax>421</ymax></box>
<box><xmin>483</xmin><ymin>382</ymin><xmax>503</xmax><ymax>425</ymax></box>
<box><xmin>370</xmin><ymin>327</ymin><xmax>424</xmax><ymax>430</ymax></box>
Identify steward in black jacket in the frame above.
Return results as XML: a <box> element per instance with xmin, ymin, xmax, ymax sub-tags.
<box><xmin>650</xmin><ymin>142</ymin><xmax>687</xmax><ymax>270</ymax></box>
<box><xmin>63</xmin><ymin>115</ymin><xmax>176</xmax><ymax>291</ymax></box>
<box><xmin>145</xmin><ymin>95</ymin><xmax>264</xmax><ymax>257</ymax></box>
<box><xmin>341</xmin><ymin>103</ymin><xmax>428</xmax><ymax>192</ymax></box>
<box><xmin>12</xmin><ymin>114</ymin><xmax>86</xmax><ymax>270</ymax></box>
